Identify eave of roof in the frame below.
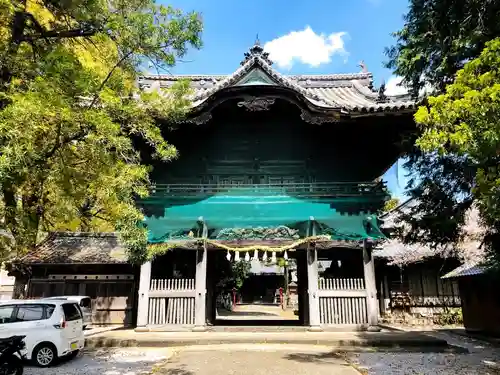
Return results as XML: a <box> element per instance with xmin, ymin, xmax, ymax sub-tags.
<box><xmin>138</xmin><ymin>42</ymin><xmax>416</xmax><ymax>115</ymax></box>
<box><xmin>16</xmin><ymin>232</ymin><xmax>128</xmax><ymax>265</ymax></box>
<box><xmin>441</xmin><ymin>262</ymin><xmax>486</xmax><ymax>279</ymax></box>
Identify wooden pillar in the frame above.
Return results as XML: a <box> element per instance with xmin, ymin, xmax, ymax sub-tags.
<box><xmin>193</xmin><ymin>218</ymin><xmax>208</xmax><ymax>331</ymax></box>
<box><xmin>363</xmin><ymin>240</ymin><xmax>379</xmax><ymax>330</ymax></box>
<box><xmin>306</xmin><ymin>217</ymin><xmax>322</xmax><ymax>331</ymax></box>
<box><xmin>307</xmin><ymin>246</ymin><xmax>322</xmax><ymax>331</ymax></box>
<box><xmin>135</xmin><ymin>260</ymin><xmax>151</xmax><ymax>331</ymax></box>
<box><xmin>382</xmin><ymin>274</ymin><xmax>391</xmax><ymax>315</ymax></box>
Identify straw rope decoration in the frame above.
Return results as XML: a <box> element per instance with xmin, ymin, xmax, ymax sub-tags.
<box><xmin>146</xmin><ymin>235</ymin><xmax>331</xmax><ymax>260</ymax></box>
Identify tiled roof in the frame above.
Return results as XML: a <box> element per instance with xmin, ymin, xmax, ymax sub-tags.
<box><xmin>376</xmin><ymin>199</ymin><xmax>486</xmax><ymax>266</ymax></box>
<box><xmin>138</xmin><ymin>42</ymin><xmax>415</xmax><ymax>114</ymax></box>
<box><xmin>441</xmin><ymin>262</ymin><xmax>486</xmax><ymax>279</ymax></box>
<box><xmin>18</xmin><ymin>232</ymin><xmax>128</xmax><ymax>265</ymax></box>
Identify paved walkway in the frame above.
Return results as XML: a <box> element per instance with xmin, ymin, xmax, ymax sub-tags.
<box><xmin>157</xmin><ymin>345</ymin><xmax>360</xmax><ymax>375</ymax></box>
<box><xmin>217</xmin><ymin>304</ymin><xmax>298</xmax><ymax>320</ymax></box>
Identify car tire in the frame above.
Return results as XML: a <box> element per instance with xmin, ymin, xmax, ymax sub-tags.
<box><xmin>1</xmin><ymin>354</ymin><xmax>23</xmax><ymax>375</ymax></box>
<box><xmin>32</xmin><ymin>343</ymin><xmax>57</xmax><ymax>367</ymax></box>
<box><xmin>66</xmin><ymin>350</ymin><xmax>80</xmax><ymax>360</ymax></box>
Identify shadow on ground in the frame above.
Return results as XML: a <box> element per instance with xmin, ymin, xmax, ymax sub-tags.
<box><xmin>154</xmin><ymin>365</ymin><xmax>195</xmax><ymax>375</ymax></box>
<box><xmin>217</xmin><ymin>310</ymin><xmax>278</xmax><ymax>317</ymax></box>
<box><xmin>283</xmin><ymin>352</ymin><xmax>349</xmax><ymax>365</ymax></box>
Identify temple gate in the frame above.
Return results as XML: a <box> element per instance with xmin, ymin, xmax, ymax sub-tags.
<box><xmin>134</xmin><ymin>40</ymin><xmax>415</xmax><ymax>331</ymax></box>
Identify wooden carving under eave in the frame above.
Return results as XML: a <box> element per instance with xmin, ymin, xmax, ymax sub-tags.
<box><xmin>300</xmin><ymin>110</ymin><xmax>340</xmax><ymax>124</ymax></box>
<box><xmin>237</xmin><ymin>97</ymin><xmax>275</xmax><ymax>111</ymax></box>
<box><xmin>185</xmin><ymin>112</ymin><xmax>212</xmax><ymax>125</ymax></box>
<box><xmin>216</xmin><ymin>226</ymin><xmax>300</xmax><ymax>241</ymax></box>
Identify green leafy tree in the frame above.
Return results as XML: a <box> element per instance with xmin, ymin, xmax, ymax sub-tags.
<box><xmin>385</xmin><ymin>0</ymin><xmax>500</xmax><ymax>97</ymax></box>
<box><xmin>414</xmin><ymin>39</ymin><xmax>500</xmax><ymax>265</ymax></box>
<box><xmin>0</xmin><ymin>0</ymin><xmax>202</xmax><ymax>263</ymax></box>
<box><xmin>385</xmin><ymin>0</ymin><xmax>500</xmax><ymax>254</ymax></box>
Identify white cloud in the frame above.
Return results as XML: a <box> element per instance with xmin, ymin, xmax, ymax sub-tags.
<box><xmin>263</xmin><ymin>26</ymin><xmax>348</xmax><ymax>70</ymax></box>
<box><xmin>385</xmin><ymin>75</ymin><xmax>435</xmax><ymax>97</ymax></box>
<box><xmin>385</xmin><ymin>76</ymin><xmax>408</xmax><ymax>96</ymax></box>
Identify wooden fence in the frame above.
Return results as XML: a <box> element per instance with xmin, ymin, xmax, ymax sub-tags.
<box><xmin>148</xmin><ymin>278</ymin><xmax>195</xmax><ymax>326</ymax></box>
<box><xmin>318</xmin><ymin>278</ymin><xmax>368</xmax><ymax>326</ymax></box>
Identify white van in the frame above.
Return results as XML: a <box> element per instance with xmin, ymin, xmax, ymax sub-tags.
<box><xmin>45</xmin><ymin>296</ymin><xmax>92</xmax><ymax>329</ymax></box>
<box><xmin>0</xmin><ymin>299</ymin><xmax>84</xmax><ymax>367</ymax></box>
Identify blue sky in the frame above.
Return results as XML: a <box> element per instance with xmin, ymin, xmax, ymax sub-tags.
<box><xmin>160</xmin><ymin>0</ymin><xmax>411</xmax><ymax>199</ymax></box>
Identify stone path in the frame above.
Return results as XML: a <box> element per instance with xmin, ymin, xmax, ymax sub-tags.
<box><xmin>216</xmin><ymin>304</ymin><xmax>298</xmax><ymax>320</ymax></box>
<box><xmin>157</xmin><ymin>345</ymin><xmax>360</xmax><ymax>375</ymax></box>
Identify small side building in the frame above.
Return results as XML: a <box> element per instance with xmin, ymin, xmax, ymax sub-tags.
<box><xmin>442</xmin><ymin>262</ymin><xmax>499</xmax><ymax>336</ymax></box>
<box><xmin>7</xmin><ymin>232</ymin><xmax>138</xmax><ymax>326</ymax></box>
<box><xmin>374</xmin><ymin>199</ymin><xmax>483</xmax><ymax>318</ymax></box>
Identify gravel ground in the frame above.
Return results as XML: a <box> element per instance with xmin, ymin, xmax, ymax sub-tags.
<box><xmin>24</xmin><ymin>348</ymin><xmax>173</xmax><ymax>375</ymax></box>
<box><xmin>21</xmin><ymin>331</ymin><xmax>500</xmax><ymax>375</ymax></box>
<box><xmin>347</xmin><ymin>331</ymin><xmax>500</xmax><ymax>375</ymax></box>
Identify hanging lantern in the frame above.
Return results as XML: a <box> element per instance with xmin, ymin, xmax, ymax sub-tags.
<box><xmin>284</xmin><ymin>250</ymin><xmax>288</xmax><ymax>260</ymax></box>
<box><xmin>245</xmin><ymin>251</ymin><xmax>250</xmax><ymax>262</ymax></box>
<box><xmin>271</xmin><ymin>251</ymin><xmax>277</xmax><ymax>263</ymax></box>
<box><xmin>235</xmin><ymin>251</ymin><xmax>240</xmax><ymax>262</ymax></box>
<box><xmin>226</xmin><ymin>250</ymin><xmax>231</xmax><ymax>261</ymax></box>
<box><xmin>262</xmin><ymin>251</ymin><xmax>268</xmax><ymax>262</ymax></box>
<box><xmin>252</xmin><ymin>250</ymin><xmax>259</xmax><ymax>261</ymax></box>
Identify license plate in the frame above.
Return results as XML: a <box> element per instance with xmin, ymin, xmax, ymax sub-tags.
<box><xmin>70</xmin><ymin>342</ymin><xmax>78</xmax><ymax>350</ymax></box>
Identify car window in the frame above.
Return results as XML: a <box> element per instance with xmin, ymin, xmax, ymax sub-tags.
<box><xmin>45</xmin><ymin>304</ymin><xmax>56</xmax><ymax>318</ymax></box>
<box><xmin>62</xmin><ymin>303</ymin><xmax>82</xmax><ymax>321</ymax></box>
<box><xmin>80</xmin><ymin>298</ymin><xmax>91</xmax><ymax>308</ymax></box>
<box><xmin>0</xmin><ymin>305</ymin><xmax>15</xmax><ymax>324</ymax></box>
<box><xmin>15</xmin><ymin>305</ymin><xmax>44</xmax><ymax>322</ymax></box>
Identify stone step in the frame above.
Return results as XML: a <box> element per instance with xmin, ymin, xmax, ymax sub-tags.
<box><xmin>85</xmin><ymin>329</ymin><xmax>462</xmax><ymax>353</ymax></box>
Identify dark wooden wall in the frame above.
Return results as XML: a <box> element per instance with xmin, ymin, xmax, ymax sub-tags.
<box><xmin>28</xmin><ymin>264</ymin><xmax>138</xmax><ymax>326</ymax></box>
<box><xmin>150</xmin><ymin>97</ymin><xmax>412</xmax><ymax>186</ymax></box>
<box><xmin>460</xmin><ymin>275</ymin><xmax>500</xmax><ymax>336</ymax></box>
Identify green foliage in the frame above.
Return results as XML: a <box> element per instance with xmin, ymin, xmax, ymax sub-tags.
<box><xmin>231</xmin><ymin>261</ymin><xmax>252</xmax><ymax>290</ymax></box>
<box><xmin>383</xmin><ymin>197</ymin><xmax>400</xmax><ymax>212</ymax></box>
<box><xmin>0</xmin><ymin>0</ymin><xmax>202</xmax><ymax>263</ymax></box>
<box><xmin>433</xmin><ymin>308</ymin><xmax>463</xmax><ymax>326</ymax></box>
<box><xmin>215</xmin><ymin>257</ymin><xmax>252</xmax><ymax>293</ymax></box>
<box><xmin>414</xmin><ymin>39</ymin><xmax>500</xmax><ymax>264</ymax></box>
<box><xmin>385</xmin><ymin>0</ymin><xmax>500</xmax><ymax>261</ymax></box>
<box><xmin>385</xmin><ymin>0</ymin><xmax>500</xmax><ymax>97</ymax></box>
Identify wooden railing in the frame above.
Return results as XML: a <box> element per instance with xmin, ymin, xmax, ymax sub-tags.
<box><xmin>318</xmin><ymin>278</ymin><xmax>368</xmax><ymax>326</ymax></box>
<box><xmin>142</xmin><ymin>181</ymin><xmax>387</xmax><ymax>199</ymax></box>
<box><xmin>147</xmin><ymin>278</ymin><xmax>195</xmax><ymax>326</ymax></box>
<box><xmin>319</xmin><ymin>278</ymin><xmax>365</xmax><ymax>290</ymax></box>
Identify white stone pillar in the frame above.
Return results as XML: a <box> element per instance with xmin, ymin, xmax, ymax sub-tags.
<box><xmin>307</xmin><ymin>247</ymin><xmax>322</xmax><ymax>331</ymax></box>
<box><xmin>135</xmin><ymin>261</ymin><xmax>151</xmax><ymax>332</ymax></box>
<box><xmin>193</xmin><ymin>245</ymin><xmax>208</xmax><ymax>331</ymax></box>
<box><xmin>363</xmin><ymin>240</ymin><xmax>379</xmax><ymax>330</ymax></box>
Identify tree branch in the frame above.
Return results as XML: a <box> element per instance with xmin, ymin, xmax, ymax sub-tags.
<box><xmin>88</xmin><ymin>50</ymin><xmax>134</xmax><ymax>109</ymax></box>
